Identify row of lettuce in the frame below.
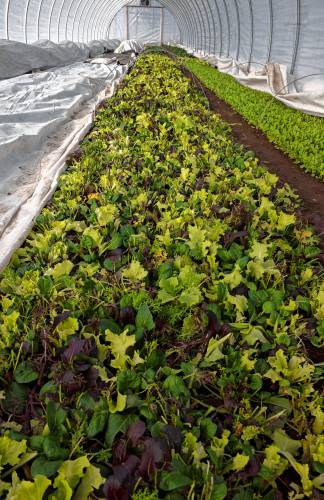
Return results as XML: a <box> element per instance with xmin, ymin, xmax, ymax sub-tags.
<box><xmin>165</xmin><ymin>46</ymin><xmax>324</xmax><ymax>181</ymax></box>
<box><xmin>0</xmin><ymin>53</ymin><xmax>323</xmax><ymax>499</ymax></box>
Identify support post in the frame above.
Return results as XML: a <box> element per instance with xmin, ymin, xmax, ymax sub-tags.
<box><xmin>125</xmin><ymin>5</ymin><xmax>129</xmax><ymax>40</ymax></box>
<box><xmin>267</xmin><ymin>0</ymin><xmax>274</xmax><ymax>63</ymax></box>
<box><xmin>247</xmin><ymin>0</ymin><xmax>254</xmax><ymax>72</ymax></box>
<box><xmin>291</xmin><ymin>0</ymin><xmax>301</xmax><ymax>74</ymax></box>
<box><xmin>160</xmin><ymin>7</ymin><xmax>164</xmax><ymax>46</ymax></box>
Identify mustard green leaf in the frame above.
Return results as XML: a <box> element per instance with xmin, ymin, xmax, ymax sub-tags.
<box><xmin>160</xmin><ymin>472</ymin><xmax>192</xmax><ymax>492</ymax></box>
<box><xmin>200</xmin><ymin>333</ymin><xmax>231</xmax><ymax>368</ymax></box>
<box><xmin>135</xmin><ymin>304</ymin><xmax>155</xmax><ymax>331</ymax></box>
<box><xmin>260</xmin><ymin>445</ymin><xmax>289</xmax><ymax>480</ymax></box>
<box><xmin>281</xmin><ymin>451</ymin><xmax>313</xmax><ymax>497</ymax></box>
<box><xmin>54</xmin><ymin>456</ymin><xmax>90</xmax><ymax>490</ymax></box>
<box><xmin>50</xmin><ymin>478</ymin><xmax>72</xmax><ymax>500</ymax></box>
<box><xmin>272</xmin><ymin>429</ymin><xmax>301</xmax><ymax>456</ymax></box>
<box><xmin>188</xmin><ymin>226</ymin><xmax>210</xmax><ymax>258</ymax></box>
<box><xmin>108</xmin><ymin>392</ymin><xmax>127</xmax><ymax>413</ymax></box>
<box><xmin>74</xmin><ymin>464</ymin><xmax>104</xmax><ymax>500</ymax></box>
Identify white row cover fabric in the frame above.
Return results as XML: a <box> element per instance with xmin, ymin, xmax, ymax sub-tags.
<box><xmin>0</xmin><ymin>38</ymin><xmax>121</xmax><ymax>80</ymax></box>
<box><xmin>88</xmin><ymin>39</ymin><xmax>121</xmax><ymax>57</ymax></box>
<box><xmin>0</xmin><ymin>54</ymin><xmax>135</xmax><ymax>271</ymax></box>
<box><xmin>33</xmin><ymin>39</ymin><xmax>89</xmax><ymax>61</ymax></box>
<box><xmin>184</xmin><ymin>46</ymin><xmax>324</xmax><ymax>118</ymax></box>
<box><xmin>114</xmin><ymin>39</ymin><xmax>143</xmax><ymax>54</ymax></box>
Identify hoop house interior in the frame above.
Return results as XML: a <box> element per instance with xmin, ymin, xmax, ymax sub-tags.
<box><xmin>0</xmin><ymin>1</ymin><xmax>323</xmax><ymax>80</ymax></box>
<box><xmin>0</xmin><ymin>3</ymin><xmax>323</xmax><ymax>498</ymax></box>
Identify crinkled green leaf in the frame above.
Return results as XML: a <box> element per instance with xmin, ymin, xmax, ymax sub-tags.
<box><xmin>7</xmin><ymin>472</ymin><xmax>50</xmax><ymax>500</ymax></box>
<box><xmin>122</xmin><ymin>261</ymin><xmax>147</xmax><ymax>281</ymax></box>
<box><xmin>0</xmin><ymin>436</ymin><xmax>27</xmax><ymax>468</ymax></box>
<box><xmin>54</xmin><ymin>456</ymin><xmax>89</xmax><ymax>490</ymax></box>
<box><xmin>50</xmin><ymin>260</ymin><xmax>74</xmax><ymax>279</ymax></box>
<box><xmin>106</xmin><ymin>328</ymin><xmax>136</xmax><ymax>371</ymax></box>
<box><xmin>232</xmin><ymin>453</ymin><xmax>250</xmax><ymax>471</ymax></box>
<box><xmin>74</xmin><ymin>463</ymin><xmax>104</xmax><ymax>500</ymax></box>
<box><xmin>56</xmin><ymin>317</ymin><xmax>79</xmax><ymax>343</ymax></box>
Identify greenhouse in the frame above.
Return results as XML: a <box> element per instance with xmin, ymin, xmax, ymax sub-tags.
<box><xmin>0</xmin><ymin>0</ymin><xmax>323</xmax><ymax>498</ymax></box>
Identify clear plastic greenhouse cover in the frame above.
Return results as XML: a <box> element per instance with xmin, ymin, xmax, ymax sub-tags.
<box><xmin>1</xmin><ymin>0</ymin><xmax>324</xmax><ymax>89</ymax></box>
<box><xmin>0</xmin><ymin>0</ymin><xmax>324</xmax><ymax>268</ymax></box>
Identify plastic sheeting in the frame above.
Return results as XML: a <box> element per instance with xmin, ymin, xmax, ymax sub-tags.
<box><xmin>109</xmin><ymin>1</ymin><xmax>180</xmax><ymax>45</ymax></box>
<box><xmin>128</xmin><ymin>5</ymin><xmax>162</xmax><ymax>44</ymax></box>
<box><xmin>1</xmin><ymin>1</ymin><xmax>323</xmax><ymax>93</ymax></box>
<box><xmin>0</xmin><ymin>53</ymin><xmax>135</xmax><ymax>271</ymax></box>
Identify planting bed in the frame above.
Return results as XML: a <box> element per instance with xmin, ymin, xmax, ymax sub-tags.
<box><xmin>168</xmin><ymin>48</ymin><xmax>324</xmax><ymax>182</ymax></box>
<box><xmin>0</xmin><ymin>53</ymin><xmax>323</xmax><ymax>499</ymax></box>
<box><xmin>159</xmin><ymin>47</ymin><xmax>324</xmax><ymax>249</ymax></box>
<box><xmin>175</xmin><ymin>61</ymin><xmax>324</xmax><ymax>251</ymax></box>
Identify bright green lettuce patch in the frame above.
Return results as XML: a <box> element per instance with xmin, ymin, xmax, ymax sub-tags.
<box><xmin>180</xmin><ymin>55</ymin><xmax>324</xmax><ymax>180</ymax></box>
<box><xmin>162</xmin><ymin>45</ymin><xmax>194</xmax><ymax>58</ymax></box>
<box><xmin>0</xmin><ymin>53</ymin><xmax>323</xmax><ymax>499</ymax></box>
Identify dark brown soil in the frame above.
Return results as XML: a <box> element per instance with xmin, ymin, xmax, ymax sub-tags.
<box><xmin>180</xmin><ymin>65</ymin><xmax>324</xmax><ymax>250</ymax></box>
<box><xmin>302</xmin><ymin>337</ymin><xmax>324</xmax><ymax>364</ymax></box>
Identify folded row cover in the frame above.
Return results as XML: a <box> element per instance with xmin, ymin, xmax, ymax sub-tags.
<box><xmin>115</xmin><ymin>40</ymin><xmax>144</xmax><ymax>54</ymax></box>
<box><xmin>0</xmin><ymin>38</ymin><xmax>122</xmax><ymax>80</ymax></box>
